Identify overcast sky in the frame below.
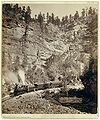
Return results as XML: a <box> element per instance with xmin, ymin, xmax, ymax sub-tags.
<box><xmin>19</xmin><ymin>2</ymin><xmax>98</xmax><ymax>19</ymax></box>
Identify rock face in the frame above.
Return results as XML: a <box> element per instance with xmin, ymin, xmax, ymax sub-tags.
<box><xmin>2</xmin><ymin>18</ymin><xmax>97</xmax><ymax>76</ymax></box>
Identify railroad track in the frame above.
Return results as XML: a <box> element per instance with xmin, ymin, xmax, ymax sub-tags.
<box><xmin>2</xmin><ymin>87</ymin><xmax>62</xmax><ymax>102</ymax></box>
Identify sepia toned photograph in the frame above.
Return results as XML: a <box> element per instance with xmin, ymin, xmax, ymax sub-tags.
<box><xmin>1</xmin><ymin>1</ymin><xmax>98</xmax><ymax>116</ymax></box>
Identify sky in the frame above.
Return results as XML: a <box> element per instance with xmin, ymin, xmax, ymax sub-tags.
<box><xmin>19</xmin><ymin>2</ymin><xmax>98</xmax><ymax>19</ymax></box>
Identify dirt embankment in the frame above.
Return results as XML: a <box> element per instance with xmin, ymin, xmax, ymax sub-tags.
<box><xmin>2</xmin><ymin>92</ymin><xmax>85</xmax><ymax>114</ymax></box>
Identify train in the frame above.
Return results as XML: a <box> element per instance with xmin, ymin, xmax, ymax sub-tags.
<box><xmin>10</xmin><ymin>81</ymin><xmax>63</xmax><ymax>96</ymax></box>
